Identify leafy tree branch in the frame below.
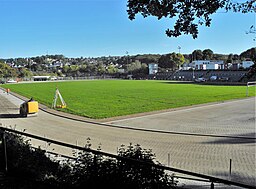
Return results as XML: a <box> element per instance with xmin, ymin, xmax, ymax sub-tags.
<box><xmin>127</xmin><ymin>0</ymin><xmax>256</xmax><ymax>38</ymax></box>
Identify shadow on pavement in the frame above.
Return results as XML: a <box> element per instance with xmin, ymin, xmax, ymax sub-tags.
<box><xmin>179</xmin><ymin>170</ymin><xmax>255</xmax><ymax>189</ymax></box>
<box><xmin>211</xmin><ymin>171</ymin><xmax>256</xmax><ymax>188</ymax></box>
<box><xmin>0</xmin><ymin>114</ymin><xmax>21</xmax><ymax>118</ymax></box>
<box><xmin>202</xmin><ymin>133</ymin><xmax>256</xmax><ymax>144</ymax></box>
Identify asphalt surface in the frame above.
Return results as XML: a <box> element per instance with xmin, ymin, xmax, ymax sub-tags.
<box><xmin>0</xmin><ymin>88</ymin><xmax>255</xmax><ymax>187</ymax></box>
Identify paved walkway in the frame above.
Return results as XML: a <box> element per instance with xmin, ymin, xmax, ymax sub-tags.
<box><xmin>105</xmin><ymin>98</ymin><xmax>256</xmax><ymax>137</ymax></box>
<box><xmin>0</xmin><ymin>88</ymin><xmax>255</xmax><ymax>187</ymax></box>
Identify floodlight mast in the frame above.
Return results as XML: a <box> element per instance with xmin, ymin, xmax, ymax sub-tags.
<box><xmin>246</xmin><ymin>14</ymin><xmax>256</xmax><ymax>45</ymax></box>
<box><xmin>246</xmin><ymin>25</ymin><xmax>256</xmax><ymax>40</ymax></box>
<box><xmin>178</xmin><ymin>46</ymin><xmax>181</xmax><ymax>54</ymax></box>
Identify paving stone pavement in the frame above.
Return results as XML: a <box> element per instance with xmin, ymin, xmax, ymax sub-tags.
<box><xmin>105</xmin><ymin>97</ymin><xmax>256</xmax><ymax>137</ymax></box>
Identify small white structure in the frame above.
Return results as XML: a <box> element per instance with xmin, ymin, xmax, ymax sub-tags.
<box><xmin>180</xmin><ymin>63</ymin><xmax>192</xmax><ymax>70</ymax></box>
<box><xmin>32</xmin><ymin>76</ymin><xmax>50</xmax><ymax>81</ymax></box>
<box><xmin>7</xmin><ymin>79</ymin><xmax>17</xmax><ymax>83</ymax></box>
<box><xmin>148</xmin><ymin>63</ymin><xmax>158</xmax><ymax>74</ymax></box>
<box><xmin>117</xmin><ymin>69</ymin><xmax>125</xmax><ymax>73</ymax></box>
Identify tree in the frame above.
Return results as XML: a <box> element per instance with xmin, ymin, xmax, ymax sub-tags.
<box><xmin>240</xmin><ymin>47</ymin><xmax>256</xmax><ymax>61</ymax></box>
<box><xmin>0</xmin><ymin>62</ymin><xmax>17</xmax><ymax>79</ymax></box>
<box><xmin>107</xmin><ymin>64</ymin><xmax>118</xmax><ymax>74</ymax></box>
<box><xmin>203</xmin><ymin>49</ymin><xmax>214</xmax><ymax>60</ymax></box>
<box><xmin>85</xmin><ymin>63</ymin><xmax>97</xmax><ymax>74</ymax></box>
<box><xmin>16</xmin><ymin>58</ymin><xmax>28</xmax><ymax>65</ymax></box>
<box><xmin>192</xmin><ymin>50</ymin><xmax>203</xmax><ymax>60</ymax></box>
<box><xmin>175</xmin><ymin>53</ymin><xmax>185</xmax><ymax>67</ymax></box>
<box><xmin>127</xmin><ymin>0</ymin><xmax>255</xmax><ymax>38</ymax></box>
<box><xmin>30</xmin><ymin>63</ymin><xmax>42</xmax><ymax>72</ymax></box>
<box><xmin>96</xmin><ymin>63</ymin><xmax>106</xmax><ymax>75</ymax></box>
<box><xmin>32</xmin><ymin>56</ymin><xmax>45</xmax><ymax>64</ymax></box>
<box><xmin>141</xmin><ymin>63</ymin><xmax>148</xmax><ymax>73</ymax></box>
<box><xmin>17</xmin><ymin>67</ymin><xmax>33</xmax><ymax>78</ymax></box>
<box><xmin>158</xmin><ymin>54</ymin><xmax>172</xmax><ymax>69</ymax></box>
<box><xmin>127</xmin><ymin>60</ymin><xmax>142</xmax><ymax>74</ymax></box>
<box><xmin>79</xmin><ymin>64</ymin><xmax>87</xmax><ymax>73</ymax></box>
<box><xmin>158</xmin><ymin>53</ymin><xmax>185</xmax><ymax>70</ymax></box>
<box><xmin>227</xmin><ymin>53</ymin><xmax>236</xmax><ymax>63</ymax></box>
<box><xmin>134</xmin><ymin>54</ymin><xmax>161</xmax><ymax>64</ymax></box>
<box><xmin>233</xmin><ymin>54</ymin><xmax>240</xmax><ymax>61</ymax></box>
<box><xmin>70</xmin><ymin>65</ymin><xmax>80</xmax><ymax>77</ymax></box>
<box><xmin>62</xmin><ymin>65</ymin><xmax>71</xmax><ymax>74</ymax></box>
<box><xmin>213</xmin><ymin>53</ymin><xmax>226</xmax><ymax>60</ymax></box>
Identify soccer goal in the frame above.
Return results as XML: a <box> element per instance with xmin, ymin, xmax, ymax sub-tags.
<box><xmin>246</xmin><ymin>81</ymin><xmax>256</xmax><ymax>97</ymax></box>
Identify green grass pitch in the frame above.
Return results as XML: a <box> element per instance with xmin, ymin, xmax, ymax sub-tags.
<box><xmin>2</xmin><ymin>80</ymin><xmax>255</xmax><ymax>119</ymax></box>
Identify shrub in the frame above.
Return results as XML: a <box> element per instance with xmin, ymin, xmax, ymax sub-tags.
<box><xmin>0</xmin><ymin>130</ymin><xmax>61</xmax><ymax>188</ymax></box>
<box><xmin>0</xmin><ymin>132</ymin><xmax>177</xmax><ymax>189</ymax></box>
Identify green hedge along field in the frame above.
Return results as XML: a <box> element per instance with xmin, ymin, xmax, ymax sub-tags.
<box><xmin>2</xmin><ymin>80</ymin><xmax>255</xmax><ymax>119</ymax></box>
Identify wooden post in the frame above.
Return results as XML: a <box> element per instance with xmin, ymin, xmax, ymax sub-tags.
<box><xmin>229</xmin><ymin>159</ymin><xmax>232</xmax><ymax>180</ymax></box>
<box><xmin>167</xmin><ymin>153</ymin><xmax>170</xmax><ymax>167</ymax></box>
<box><xmin>211</xmin><ymin>182</ymin><xmax>214</xmax><ymax>189</ymax></box>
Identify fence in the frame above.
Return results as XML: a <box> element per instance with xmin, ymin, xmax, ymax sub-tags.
<box><xmin>0</xmin><ymin>127</ymin><xmax>255</xmax><ymax>189</ymax></box>
<box><xmin>246</xmin><ymin>81</ymin><xmax>256</xmax><ymax>96</ymax></box>
<box><xmin>56</xmin><ymin>75</ymin><xmax>116</xmax><ymax>80</ymax></box>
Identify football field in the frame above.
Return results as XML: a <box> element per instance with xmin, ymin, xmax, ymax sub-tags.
<box><xmin>2</xmin><ymin>80</ymin><xmax>255</xmax><ymax>119</ymax></box>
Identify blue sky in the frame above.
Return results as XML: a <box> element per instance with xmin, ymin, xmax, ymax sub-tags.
<box><xmin>0</xmin><ymin>0</ymin><xmax>255</xmax><ymax>58</ymax></box>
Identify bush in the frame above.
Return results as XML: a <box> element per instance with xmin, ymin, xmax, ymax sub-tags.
<box><xmin>0</xmin><ymin>130</ymin><xmax>61</xmax><ymax>189</ymax></box>
<box><xmin>0</xmin><ymin>132</ymin><xmax>177</xmax><ymax>189</ymax></box>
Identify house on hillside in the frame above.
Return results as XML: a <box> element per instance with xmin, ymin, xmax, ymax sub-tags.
<box><xmin>47</xmin><ymin>61</ymin><xmax>63</xmax><ymax>69</ymax></box>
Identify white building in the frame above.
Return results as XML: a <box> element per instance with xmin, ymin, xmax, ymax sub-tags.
<box><xmin>230</xmin><ymin>61</ymin><xmax>254</xmax><ymax>69</ymax></box>
<box><xmin>192</xmin><ymin>60</ymin><xmax>224</xmax><ymax>70</ymax></box>
<box><xmin>148</xmin><ymin>63</ymin><xmax>158</xmax><ymax>74</ymax></box>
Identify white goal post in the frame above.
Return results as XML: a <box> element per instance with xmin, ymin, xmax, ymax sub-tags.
<box><xmin>246</xmin><ymin>81</ymin><xmax>256</xmax><ymax>97</ymax></box>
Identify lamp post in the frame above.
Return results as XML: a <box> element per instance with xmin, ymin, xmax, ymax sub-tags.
<box><xmin>125</xmin><ymin>51</ymin><xmax>129</xmax><ymax>64</ymax></box>
<box><xmin>178</xmin><ymin>46</ymin><xmax>181</xmax><ymax>54</ymax></box>
<box><xmin>192</xmin><ymin>67</ymin><xmax>195</xmax><ymax>80</ymax></box>
<box><xmin>246</xmin><ymin>24</ymin><xmax>256</xmax><ymax>47</ymax></box>
<box><xmin>191</xmin><ymin>53</ymin><xmax>195</xmax><ymax>80</ymax></box>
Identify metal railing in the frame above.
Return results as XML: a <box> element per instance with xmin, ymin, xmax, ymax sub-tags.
<box><xmin>0</xmin><ymin>127</ymin><xmax>255</xmax><ymax>189</ymax></box>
